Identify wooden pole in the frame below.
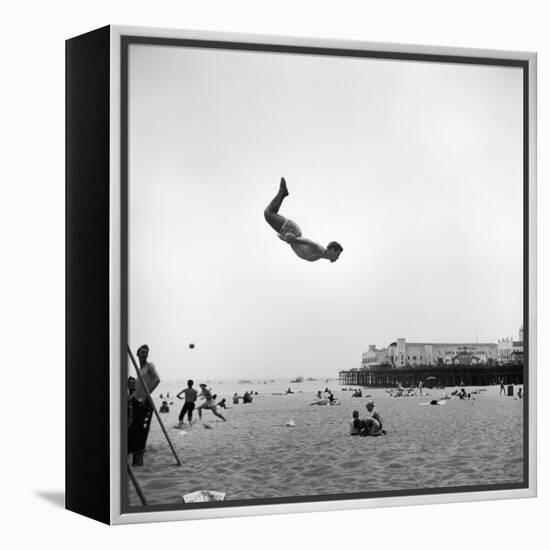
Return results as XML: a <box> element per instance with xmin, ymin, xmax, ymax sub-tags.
<box><xmin>128</xmin><ymin>345</ymin><xmax>182</xmax><ymax>466</ymax></box>
<box><xmin>128</xmin><ymin>464</ymin><xmax>148</xmax><ymax>506</ymax></box>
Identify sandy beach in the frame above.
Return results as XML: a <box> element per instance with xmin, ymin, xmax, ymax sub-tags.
<box><xmin>128</xmin><ymin>381</ymin><xmax>524</xmax><ymax>506</ymax></box>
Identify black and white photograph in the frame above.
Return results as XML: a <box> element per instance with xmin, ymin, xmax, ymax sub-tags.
<box><xmin>123</xmin><ymin>35</ymin><xmax>530</xmax><ymax>511</ymax></box>
<box><xmin>6</xmin><ymin>0</ymin><xmax>549</xmax><ymax>545</ymax></box>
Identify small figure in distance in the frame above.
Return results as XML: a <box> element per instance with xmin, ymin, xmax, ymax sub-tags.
<box><xmin>264</xmin><ymin>177</ymin><xmax>343</xmax><ymax>263</ymax></box>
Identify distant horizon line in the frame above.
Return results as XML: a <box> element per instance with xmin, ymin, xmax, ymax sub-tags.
<box><xmin>154</xmin><ymin>376</ymin><xmax>339</xmax><ymax>383</ymax></box>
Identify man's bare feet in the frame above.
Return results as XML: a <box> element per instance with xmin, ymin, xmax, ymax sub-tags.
<box><xmin>280</xmin><ymin>177</ymin><xmax>289</xmax><ymax>197</ymax></box>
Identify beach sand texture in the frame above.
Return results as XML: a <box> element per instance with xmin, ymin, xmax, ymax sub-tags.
<box><xmin>128</xmin><ymin>384</ymin><xmax>524</xmax><ymax>506</ymax></box>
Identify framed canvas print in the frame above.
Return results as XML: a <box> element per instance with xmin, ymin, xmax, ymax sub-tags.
<box><xmin>66</xmin><ymin>25</ymin><xmax>537</xmax><ymax>525</ymax></box>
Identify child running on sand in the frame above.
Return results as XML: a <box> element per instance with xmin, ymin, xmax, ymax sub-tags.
<box><xmin>197</xmin><ymin>384</ymin><xmax>227</xmax><ymax>421</ymax></box>
<box><xmin>264</xmin><ymin>177</ymin><xmax>343</xmax><ymax>263</ymax></box>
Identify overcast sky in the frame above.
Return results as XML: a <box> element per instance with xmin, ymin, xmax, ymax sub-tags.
<box><xmin>128</xmin><ymin>43</ymin><xmax>523</xmax><ymax>381</ymax></box>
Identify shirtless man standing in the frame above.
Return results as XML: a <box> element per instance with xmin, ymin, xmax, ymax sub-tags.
<box><xmin>128</xmin><ymin>344</ymin><xmax>160</xmax><ymax>466</ymax></box>
<box><xmin>176</xmin><ymin>379</ymin><xmax>198</xmax><ymax>428</ymax></box>
<box><xmin>264</xmin><ymin>178</ymin><xmax>343</xmax><ymax>263</ymax></box>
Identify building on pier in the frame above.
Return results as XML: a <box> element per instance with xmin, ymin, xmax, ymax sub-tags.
<box><xmin>497</xmin><ymin>325</ymin><xmax>524</xmax><ymax>363</ymax></box>
<box><xmin>362</xmin><ymin>339</ymin><xmax>498</xmax><ymax>368</ymax></box>
<box><xmin>347</xmin><ymin>326</ymin><xmax>524</xmax><ymax>387</ymax></box>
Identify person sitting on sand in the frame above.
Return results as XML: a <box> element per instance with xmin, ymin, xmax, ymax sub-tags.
<box><xmin>217</xmin><ymin>398</ymin><xmax>227</xmax><ymax>409</ymax></box>
<box><xmin>350</xmin><ymin>410</ymin><xmax>365</xmax><ymax>435</ymax></box>
<box><xmin>264</xmin><ymin>177</ymin><xmax>343</xmax><ymax>263</ymax></box>
<box><xmin>159</xmin><ymin>400</ymin><xmax>170</xmax><ymax>413</ymax></box>
<box><xmin>316</xmin><ymin>390</ymin><xmax>323</xmax><ymax>399</ymax></box>
<box><xmin>349</xmin><ymin>410</ymin><xmax>379</xmax><ymax>436</ymax></box>
<box><xmin>176</xmin><ymin>379</ymin><xmax>198</xmax><ymax>428</ymax></box>
<box><xmin>232</xmin><ymin>393</ymin><xmax>240</xmax><ymax>404</ymax></box>
<box><xmin>364</xmin><ymin>400</ymin><xmax>386</xmax><ymax>435</ymax></box>
<box><xmin>197</xmin><ymin>384</ymin><xmax>226</xmax><ymax>421</ymax></box>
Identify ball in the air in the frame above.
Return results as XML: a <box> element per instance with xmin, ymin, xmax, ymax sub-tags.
<box><xmin>189</xmin><ymin>343</ymin><xmax>195</xmax><ymax>349</ymax></box>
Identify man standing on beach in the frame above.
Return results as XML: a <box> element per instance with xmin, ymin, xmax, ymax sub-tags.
<box><xmin>176</xmin><ymin>379</ymin><xmax>198</xmax><ymax>427</ymax></box>
<box><xmin>128</xmin><ymin>345</ymin><xmax>160</xmax><ymax>466</ymax></box>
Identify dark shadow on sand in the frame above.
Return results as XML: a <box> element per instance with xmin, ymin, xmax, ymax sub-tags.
<box><xmin>35</xmin><ymin>491</ymin><xmax>65</xmax><ymax>508</ymax></box>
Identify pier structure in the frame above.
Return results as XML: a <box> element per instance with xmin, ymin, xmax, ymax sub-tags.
<box><xmin>338</xmin><ymin>363</ymin><xmax>523</xmax><ymax>388</ymax></box>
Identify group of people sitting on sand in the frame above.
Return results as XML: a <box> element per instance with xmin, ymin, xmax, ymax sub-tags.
<box><xmin>242</xmin><ymin>391</ymin><xmax>254</xmax><ymax>404</ymax></box>
<box><xmin>232</xmin><ymin>391</ymin><xmax>257</xmax><ymax>404</ymax></box>
<box><xmin>350</xmin><ymin>401</ymin><xmax>386</xmax><ymax>437</ymax></box>
<box><xmin>310</xmin><ymin>388</ymin><xmax>338</xmax><ymax>405</ymax></box>
<box><xmin>451</xmin><ymin>387</ymin><xmax>471</xmax><ymax>399</ymax></box>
